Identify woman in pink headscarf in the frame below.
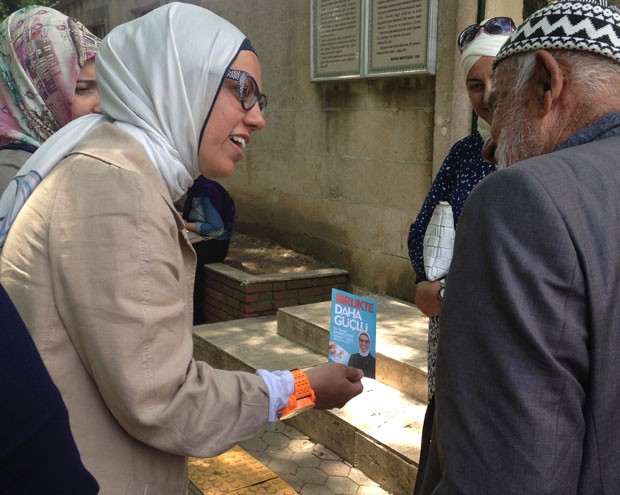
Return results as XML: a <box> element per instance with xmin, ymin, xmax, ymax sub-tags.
<box><xmin>0</xmin><ymin>5</ymin><xmax>100</xmax><ymax>192</ymax></box>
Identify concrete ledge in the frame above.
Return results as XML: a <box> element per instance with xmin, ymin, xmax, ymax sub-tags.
<box><xmin>192</xmin><ymin>315</ymin><xmax>424</xmax><ymax>495</ymax></box>
<box><xmin>206</xmin><ymin>263</ymin><xmax>349</xmax><ymax>285</ymax></box>
<box><xmin>277</xmin><ymin>296</ymin><xmax>430</xmax><ymax>402</ymax></box>
<box><xmin>193</xmin><ymin>316</ymin><xmax>325</xmax><ymax>372</ymax></box>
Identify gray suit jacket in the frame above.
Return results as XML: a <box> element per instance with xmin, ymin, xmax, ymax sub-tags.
<box><xmin>430</xmin><ymin>134</ymin><xmax>620</xmax><ymax>494</ymax></box>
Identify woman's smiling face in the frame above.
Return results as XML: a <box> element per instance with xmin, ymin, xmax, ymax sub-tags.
<box><xmin>465</xmin><ymin>56</ymin><xmax>494</xmax><ymax>125</ymax></box>
<box><xmin>198</xmin><ymin>50</ymin><xmax>266</xmax><ymax>179</ymax></box>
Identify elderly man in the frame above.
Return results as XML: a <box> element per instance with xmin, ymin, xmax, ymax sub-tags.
<box><xmin>422</xmin><ymin>1</ymin><xmax>620</xmax><ymax>494</ymax></box>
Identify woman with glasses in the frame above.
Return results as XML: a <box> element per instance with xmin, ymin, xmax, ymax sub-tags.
<box><xmin>408</xmin><ymin>16</ymin><xmax>515</xmax><ymax>495</ymax></box>
<box><xmin>0</xmin><ymin>4</ymin><xmax>363</xmax><ymax>493</ymax></box>
<box><xmin>0</xmin><ymin>5</ymin><xmax>100</xmax><ymax>193</ymax></box>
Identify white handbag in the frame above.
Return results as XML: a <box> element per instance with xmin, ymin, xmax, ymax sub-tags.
<box><xmin>423</xmin><ymin>201</ymin><xmax>455</xmax><ymax>281</ymax></box>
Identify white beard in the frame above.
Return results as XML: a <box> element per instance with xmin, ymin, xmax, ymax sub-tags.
<box><xmin>495</xmin><ymin>101</ymin><xmax>547</xmax><ymax>168</ymax></box>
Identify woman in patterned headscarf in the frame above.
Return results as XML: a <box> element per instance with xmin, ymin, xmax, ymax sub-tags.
<box><xmin>0</xmin><ymin>5</ymin><xmax>100</xmax><ymax>191</ymax></box>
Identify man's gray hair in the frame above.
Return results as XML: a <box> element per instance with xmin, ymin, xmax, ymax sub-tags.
<box><xmin>497</xmin><ymin>50</ymin><xmax>620</xmax><ymax>96</ymax></box>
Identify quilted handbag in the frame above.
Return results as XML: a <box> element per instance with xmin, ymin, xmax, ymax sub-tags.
<box><xmin>423</xmin><ymin>201</ymin><xmax>455</xmax><ymax>281</ymax></box>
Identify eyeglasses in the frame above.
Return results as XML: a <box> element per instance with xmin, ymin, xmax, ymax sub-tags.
<box><xmin>457</xmin><ymin>17</ymin><xmax>516</xmax><ymax>53</ymax></box>
<box><xmin>224</xmin><ymin>69</ymin><xmax>268</xmax><ymax>113</ymax></box>
<box><xmin>359</xmin><ymin>338</ymin><xmax>370</xmax><ymax>344</ymax></box>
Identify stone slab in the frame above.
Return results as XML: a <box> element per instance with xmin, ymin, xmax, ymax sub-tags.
<box><xmin>194</xmin><ymin>316</ymin><xmax>325</xmax><ymax>372</ymax></box>
<box><xmin>193</xmin><ymin>313</ymin><xmax>425</xmax><ymax>495</ymax></box>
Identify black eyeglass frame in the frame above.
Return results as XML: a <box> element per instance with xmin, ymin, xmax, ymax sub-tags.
<box><xmin>224</xmin><ymin>69</ymin><xmax>268</xmax><ymax>113</ymax></box>
<box><xmin>457</xmin><ymin>17</ymin><xmax>516</xmax><ymax>53</ymax></box>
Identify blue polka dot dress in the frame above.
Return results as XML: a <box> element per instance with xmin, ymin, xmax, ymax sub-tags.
<box><xmin>408</xmin><ymin>131</ymin><xmax>496</xmax><ymax>398</ymax></box>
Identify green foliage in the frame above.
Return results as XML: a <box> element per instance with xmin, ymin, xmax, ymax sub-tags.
<box><xmin>0</xmin><ymin>0</ymin><xmax>54</xmax><ymax>22</ymax></box>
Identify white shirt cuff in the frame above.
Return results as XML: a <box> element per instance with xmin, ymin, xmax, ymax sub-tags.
<box><xmin>256</xmin><ymin>369</ymin><xmax>294</xmax><ymax>426</ymax></box>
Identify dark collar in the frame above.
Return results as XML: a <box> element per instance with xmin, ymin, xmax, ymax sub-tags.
<box><xmin>555</xmin><ymin>112</ymin><xmax>620</xmax><ymax>153</ymax></box>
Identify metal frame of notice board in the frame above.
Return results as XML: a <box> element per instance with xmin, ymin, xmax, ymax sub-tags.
<box><xmin>311</xmin><ymin>0</ymin><xmax>438</xmax><ymax>81</ymax></box>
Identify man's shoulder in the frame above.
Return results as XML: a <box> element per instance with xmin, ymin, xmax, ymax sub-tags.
<box><xmin>521</xmin><ymin>134</ymin><xmax>620</xmax><ymax>175</ymax></box>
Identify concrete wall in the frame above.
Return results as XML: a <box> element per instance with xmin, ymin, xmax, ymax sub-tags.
<box><xmin>487</xmin><ymin>2</ymin><xmax>523</xmax><ymax>23</ymax></box>
<box><xmin>58</xmin><ymin>0</ymin><xmax>522</xmax><ymax>301</ymax></box>
<box><xmin>212</xmin><ymin>0</ymin><xmax>453</xmax><ymax>302</ymax></box>
<box><xmin>216</xmin><ymin>0</ymin><xmax>436</xmax><ymax>301</ymax></box>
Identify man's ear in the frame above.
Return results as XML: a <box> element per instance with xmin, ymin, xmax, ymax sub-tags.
<box><xmin>532</xmin><ymin>50</ymin><xmax>565</xmax><ymax>117</ymax></box>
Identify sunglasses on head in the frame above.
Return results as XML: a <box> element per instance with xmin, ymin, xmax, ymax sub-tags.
<box><xmin>224</xmin><ymin>68</ymin><xmax>268</xmax><ymax>113</ymax></box>
<box><xmin>457</xmin><ymin>17</ymin><xmax>516</xmax><ymax>53</ymax></box>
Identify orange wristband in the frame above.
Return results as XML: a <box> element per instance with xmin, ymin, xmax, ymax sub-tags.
<box><xmin>278</xmin><ymin>369</ymin><xmax>316</xmax><ymax>420</ymax></box>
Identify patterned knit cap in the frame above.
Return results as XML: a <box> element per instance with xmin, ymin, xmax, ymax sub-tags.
<box><xmin>495</xmin><ymin>0</ymin><xmax>620</xmax><ymax>65</ymax></box>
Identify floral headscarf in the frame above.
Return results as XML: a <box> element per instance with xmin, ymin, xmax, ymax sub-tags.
<box><xmin>0</xmin><ymin>5</ymin><xmax>100</xmax><ymax>147</ymax></box>
<box><xmin>0</xmin><ymin>2</ymin><xmax>248</xmax><ymax>246</ymax></box>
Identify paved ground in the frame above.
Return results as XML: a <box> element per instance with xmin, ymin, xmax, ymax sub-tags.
<box><xmin>239</xmin><ymin>421</ymin><xmax>393</xmax><ymax>495</ymax></box>
<box><xmin>189</xmin><ymin>420</ymin><xmax>393</xmax><ymax>495</ymax></box>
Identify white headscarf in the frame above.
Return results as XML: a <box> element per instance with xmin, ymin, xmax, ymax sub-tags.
<box><xmin>460</xmin><ymin>23</ymin><xmax>510</xmax><ymax>81</ymax></box>
<box><xmin>358</xmin><ymin>332</ymin><xmax>371</xmax><ymax>357</ymax></box>
<box><xmin>459</xmin><ymin>22</ymin><xmax>511</xmax><ymax>140</ymax></box>
<box><xmin>0</xmin><ymin>2</ymin><xmax>246</xmax><ymax>247</ymax></box>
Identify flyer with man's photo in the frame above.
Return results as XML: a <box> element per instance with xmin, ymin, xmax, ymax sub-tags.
<box><xmin>328</xmin><ymin>288</ymin><xmax>377</xmax><ymax>379</ymax></box>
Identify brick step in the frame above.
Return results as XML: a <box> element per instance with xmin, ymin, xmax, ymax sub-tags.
<box><xmin>193</xmin><ymin>306</ymin><xmax>427</xmax><ymax>495</ymax></box>
<box><xmin>204</xmin><ymin>263</ymin><xmax>348</xmax><ymax>322</ymax></box>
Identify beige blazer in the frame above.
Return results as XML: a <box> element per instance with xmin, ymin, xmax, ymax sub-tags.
<box><xmin>1</xmin><ymin>124</ymin><xmax>270</xmax><ymax>495</ymax></box>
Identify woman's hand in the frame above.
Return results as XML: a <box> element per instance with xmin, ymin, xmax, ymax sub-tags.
<box><xmin>414</xmin><ymin>280</ymin><xmax>443</xmax><ymax>317</ymax></box>
<box><xmin>305</xmin><ymin>363</ymin><xmax>363</xmax><ymax>410</ymax></box>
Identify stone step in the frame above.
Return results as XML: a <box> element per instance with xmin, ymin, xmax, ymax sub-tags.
<box><xmin>277</xmin><ymin>294</ymin><xmax>430</xmax><ymax>403</ymax></box>
<box><xmin>193</xmin><ymin>311</ymin><xmax>427</xmax><ymax>495</ymax></box>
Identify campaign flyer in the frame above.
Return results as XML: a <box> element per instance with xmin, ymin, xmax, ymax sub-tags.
<box><xmin>328</xmin><ymin>288</ymin><xmax>377</xmax><ymax>379</ymax></box>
